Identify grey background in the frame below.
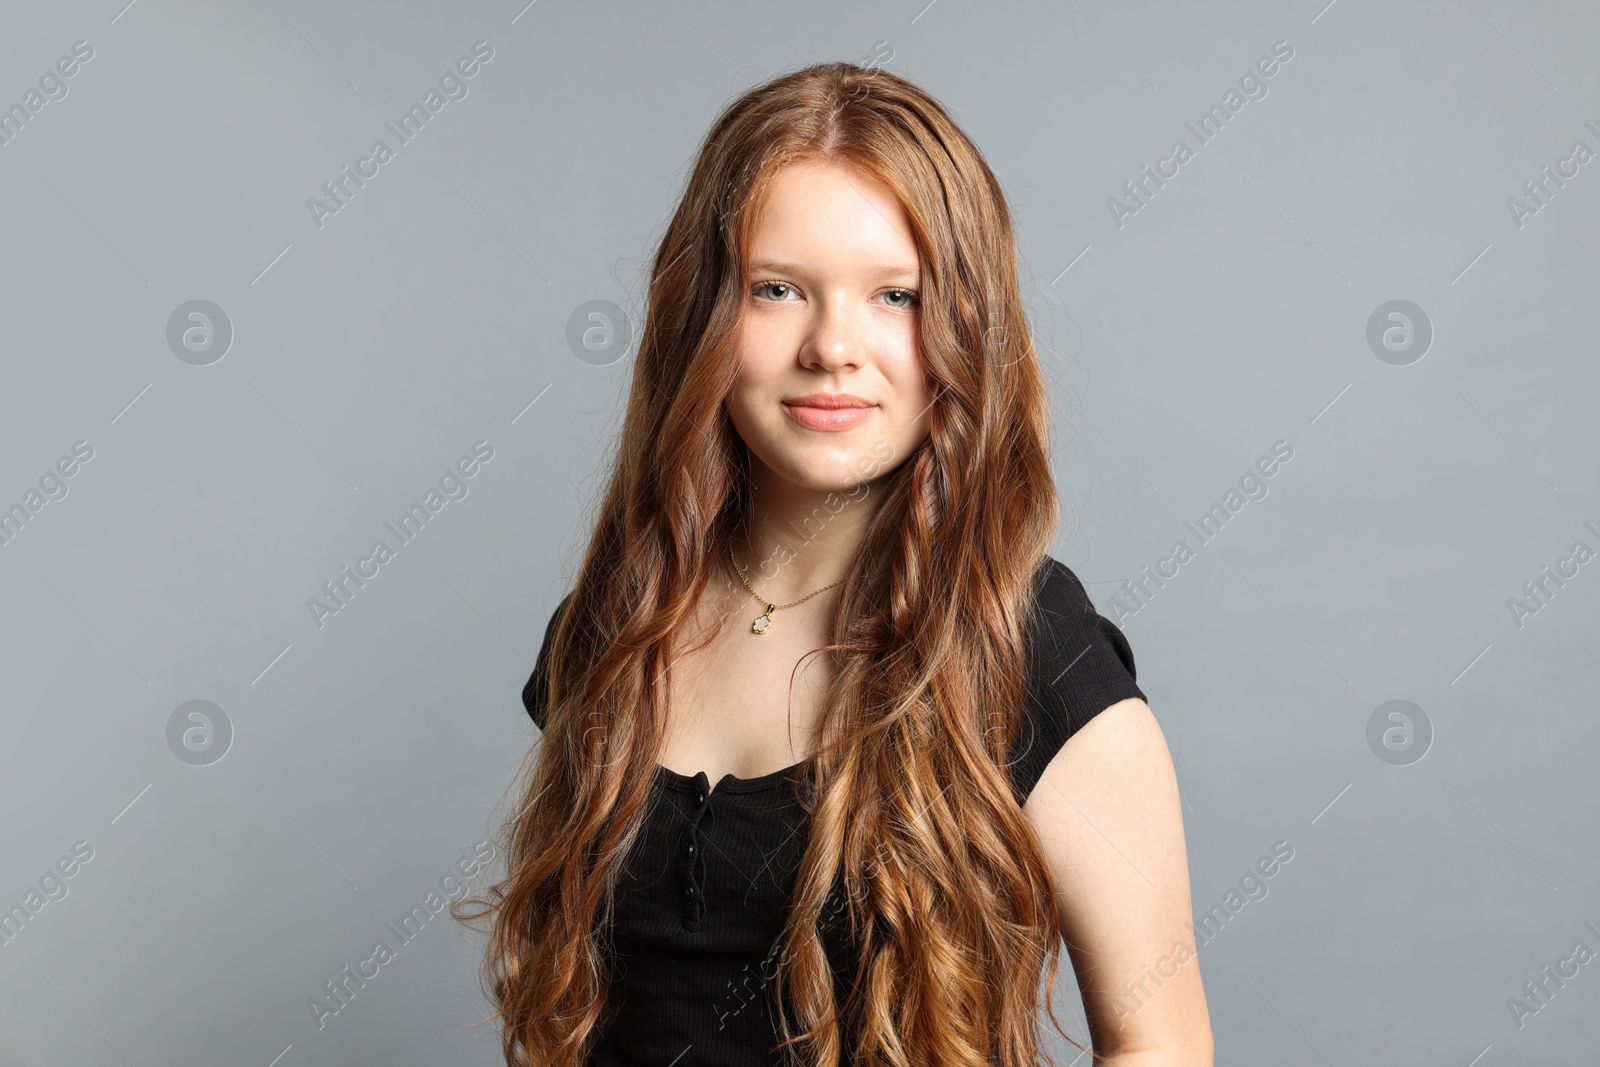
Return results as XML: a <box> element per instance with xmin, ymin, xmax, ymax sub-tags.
<box><xmin>1</xmin><ymin>0</ymin><xmax>1596</xmax><ymax>1064</ymax></box>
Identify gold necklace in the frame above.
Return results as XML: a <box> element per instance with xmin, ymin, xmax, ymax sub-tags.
<box><xmin>727</xmin><ymin>541</ymin><xmax>846</xmax><ymax>634</ymax></box>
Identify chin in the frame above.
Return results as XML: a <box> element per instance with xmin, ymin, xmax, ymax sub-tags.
<box><xmin>771</xmin><ymin>455</ymin><xmax>874</xmax><ymax>496</ymax></box>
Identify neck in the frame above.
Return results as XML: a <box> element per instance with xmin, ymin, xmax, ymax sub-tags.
<box><xmin>728</xmin><ymin>456</ymin><xmax>889</xmax><ymax>605</ymax></box>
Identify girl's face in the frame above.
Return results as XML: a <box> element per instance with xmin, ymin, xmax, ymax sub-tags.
<box><xmin>725</xmin><ymin>161</ymin><xmax>937</xmax><ymax>496</ymax></box>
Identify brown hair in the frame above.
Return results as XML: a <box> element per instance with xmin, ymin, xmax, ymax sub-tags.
<box><xmin>454</xmin><ymin>60</ymin><xmax>1081</xmax><ymax>1067</ymax></box>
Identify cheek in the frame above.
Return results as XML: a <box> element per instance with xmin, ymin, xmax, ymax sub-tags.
<box><xmin>735</xmin><ymin>320</ymin><xmax>790</xmax><ymax>387</ymax></box>
<box><xmin>722</xmin><ymin>375</ymin><xmax>779</xmax><ymax>453</ymax></box>
<box><xmin>884</xmin><ymin>344</ymin><xmax>936</xmax><ymax>415</ymax></box>
<box><xmin>727</xmin><ymin>356</ymin><xmax>776</xmax><ymax>420</ymax></box>
<box><xmin>721</xmin><ymin>384</ymin><xmax>759</xmax><ymax>440</ymax></box>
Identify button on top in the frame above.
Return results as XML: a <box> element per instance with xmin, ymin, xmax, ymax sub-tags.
<box><xmin>679</xmin><ymin>772</ymin><xmax>713</xmax><ymax>923</ymax></box>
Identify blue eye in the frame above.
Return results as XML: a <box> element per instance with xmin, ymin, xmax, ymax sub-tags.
<box><xmin>881</xmin><ymin>288</ymin><xmax>920</xmax><ymax>309</ymax></box>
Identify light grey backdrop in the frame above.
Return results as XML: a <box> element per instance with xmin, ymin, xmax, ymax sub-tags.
<box><xmin>2</xmin><ymin>0</ymin><xmax>1596</xmax><ymax>1064</ymax></box>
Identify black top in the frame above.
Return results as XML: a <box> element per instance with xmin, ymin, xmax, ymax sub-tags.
<box><xmin>521</xmin><ymin>555</ymin><xmax>1146</xmax><ymax>1066</ymax></box>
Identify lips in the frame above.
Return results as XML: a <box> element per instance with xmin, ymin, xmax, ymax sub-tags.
<box><xmin>782</xmin><ymin>393</ymin><xmax>875</xmax><ymax>409</ymax></box>
<box><xmin>782</xmin><ymin>393</ymin><xmax>876</xmax><ymax>432</ymax></box>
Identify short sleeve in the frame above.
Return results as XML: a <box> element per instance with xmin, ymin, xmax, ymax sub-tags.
<box><xmin>522</xmin><ymin>592</ymin><xmax>573</xmax><ymax>731</ymax></box>
<box><xmin>1006</xmin><ymin>557</ymin><xmax>1147</xmax><ymax>806</ymax></box>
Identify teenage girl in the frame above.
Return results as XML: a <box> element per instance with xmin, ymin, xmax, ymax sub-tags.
<box><xmin>459</xmin><ymin>61</ymin><xmax>1213</xmax><ymax>1067</ymax></box>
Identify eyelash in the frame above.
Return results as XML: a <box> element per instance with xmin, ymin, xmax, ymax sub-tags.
<box><xmin>749</xmin><ymin>280</ymin><xmax>921</xmax><ymax>309</ymax></box>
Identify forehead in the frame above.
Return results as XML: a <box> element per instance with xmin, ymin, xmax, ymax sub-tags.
<box><xmin>745</xmin><ymin>162</ymin><xmax>920</xmax><ymax>279</ymax></box>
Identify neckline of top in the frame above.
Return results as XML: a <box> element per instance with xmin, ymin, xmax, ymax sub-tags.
<box><xmin>655</xmin><ymin>759</ymin><xmax>807</xmax><ymax>795</ymax></box>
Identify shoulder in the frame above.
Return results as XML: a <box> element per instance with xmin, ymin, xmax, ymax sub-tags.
<box><xmin>522</xmin><ymin>591</ymin><xmax>575</xmax><ymax>731</ymax></box>
<box><xmin>1007</xmin><ymin>556</ymin><xmax>1148</xmax><ymax>806</ymax></box>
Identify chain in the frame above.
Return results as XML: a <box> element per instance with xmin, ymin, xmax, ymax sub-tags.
<box><xmin>727</xmin><ymin>541</ymin><xmax>846</xmax><ymax>634</ymax></box>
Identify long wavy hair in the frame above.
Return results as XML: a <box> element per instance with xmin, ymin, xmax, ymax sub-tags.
<box><xmin>454</xmin><ymin>61</ymin><xmax>1083</xmax><ymax>1067</ymax></box>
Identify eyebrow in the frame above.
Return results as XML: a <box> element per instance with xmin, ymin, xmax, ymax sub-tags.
<box><xmin>747</xmin><ymin>259</ymin><xmax>921</xmax><ymax>283</ymax></box>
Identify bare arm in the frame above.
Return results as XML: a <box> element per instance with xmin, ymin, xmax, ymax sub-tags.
<box><xmin>1023</xmin><ymin>697</ymin><xmax>1214</xmax><ymax>1065</ymax></box>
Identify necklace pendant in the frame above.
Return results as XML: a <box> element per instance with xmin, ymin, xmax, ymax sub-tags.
<box><xmin>752</xmin><ymin>605</ymin><xmax>775</xmax><ymax>634</ymax></box>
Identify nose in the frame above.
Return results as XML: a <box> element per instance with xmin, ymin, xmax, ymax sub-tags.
<box><xmin>799</xmin><ymin>296</ymin><xmax>864</xmax><ymax>372</ymax></box>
